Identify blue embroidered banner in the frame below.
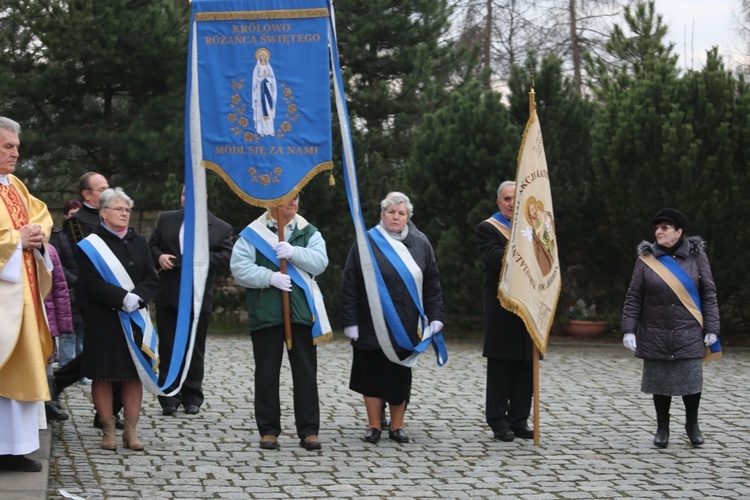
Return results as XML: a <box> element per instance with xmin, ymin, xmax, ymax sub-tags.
<box><xmin>189</xmin><ymin>0</ymin><xmax>332</xmax><ymax>207</ymax></box>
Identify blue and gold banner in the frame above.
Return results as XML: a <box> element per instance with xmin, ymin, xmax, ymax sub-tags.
<box><xmin>190</xmin><ymin>0</ymin><xmax>332</xmax><ymax>207</ymax></box>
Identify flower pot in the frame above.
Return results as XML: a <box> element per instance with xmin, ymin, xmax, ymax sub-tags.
<box><xmin>564</xmin><ymin>320</ymin><xmax>608</xmax><ymax>337</ymax></box>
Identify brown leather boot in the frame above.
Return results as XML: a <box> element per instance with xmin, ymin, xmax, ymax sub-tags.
<box><xmin>123</xmin><ymin>415</ymin><xmax>144</xmax><ymax>451</ymax></box>
<box><xmin>99</xmin><ymin>415</ymin><xmax>117</xmax><ymax>451</ymax></box>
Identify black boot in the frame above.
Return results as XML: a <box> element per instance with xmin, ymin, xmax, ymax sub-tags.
<box><xmin>654</xmin><ymin>413</ymin><xmax>670</xmax><ymax>448</ymax></box>
<box><xmin>685</xmin><ymin>422</ymin><xmax>704</xmax><ymax>446</ymax></box>
<box><xmin>683</xmin><ymin>393</ymin><xmax>703</xmax><ymax>446</ymax></box>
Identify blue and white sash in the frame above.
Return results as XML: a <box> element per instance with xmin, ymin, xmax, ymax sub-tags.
<box><xmin>238</xmin><ymin>220</ymin><xmax>331</xmax><ymax>341</ymax></box>
<box><xmin>78</xmin><ymin>235</ymin><xmax>167</xmax><ymax>396</ymax></box>
<box><xmin>367</xmin><ymin>225</ymin><xmax>448</xmax><ymax>367</ymax></box>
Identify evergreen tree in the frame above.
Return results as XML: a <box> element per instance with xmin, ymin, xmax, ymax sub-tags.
<box><xmin>0</xmin><ymin>0</ymin><xmax>189</xmax><ymax>205</ymax></box>
<box><xmin>402</xmin><ymin>80</ymin><xmax>517</xmax><ymax>326</ymax></box>
<box><xmin>586</xmin><ymin>1</ymin><xmax>750</xmax><ymax>331</ymax></box>
<box><xmin>333</xmin><ymin>0</ymin><xmax>468</xmax><ymax>223</ymax></box>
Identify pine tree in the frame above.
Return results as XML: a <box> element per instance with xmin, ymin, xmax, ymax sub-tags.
<box><xmin>0</xmin><ymin>0</ymin><xmax>189</xmax><ymax>205</ymax></box>
<box><xmin>402</xmin><ymin>80</ymin><xmax>517</xmax><ymax>326</ymax></box>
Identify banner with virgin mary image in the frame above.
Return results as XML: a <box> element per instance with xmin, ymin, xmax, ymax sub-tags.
<box><xmin>149</xmin><ymin>0</ymin><xmax>334</xmax><ymax>396</ymax></box>
<box><xmin>498</xmin><ymin>108</ymin><xmax>561</xmax><ymax>355</ymax></box>
<box><xmin>188</xmin><ymin>0</ymin><xmax>333</xmax><ymax>207</ymax></box>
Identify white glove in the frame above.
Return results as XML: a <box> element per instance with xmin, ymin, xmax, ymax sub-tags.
<box><xmin>344</xmin><ymin>325</ymin><xmax>359</xmax><ymax>341</ymax></box>
<box><xmin>623</xmin><ymin>333</ymin><xmax>637</xmax><ymax>351</ymax></box>
<box><xmin>122</xmin><ymin>292</ymin><xmax>141</xmax><ymax>313</ymax></box>
<box><xmin>274</xmin><ymin>241</ymin><xmax>295</xmax><ymax>261</ymax></box>
<box><xmin>429</xmin><ymin>320</ymin><xmax>444</xmax><ymax>334</ymax></box>
<box><xmin>704</xmin><ymin>333</ymin><xmax>718</xmax><ymax>346</ymax></box>
<box><xmin>269</xmin><ymin>271</ymin><xmax>292</xmax><ymax>292</ymax></box>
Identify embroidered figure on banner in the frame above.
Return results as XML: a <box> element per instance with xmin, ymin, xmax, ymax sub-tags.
<box><xmin>227</xmin><ymin>48</ymin><xmax>300</xmax><ymax>143</ymax></box>
<box><xmin>521</xmin><ymin>196</ymin><xmax>556</xmax><ymax>277</ymax></box>
<box><xmin>252</xmin><ymin>48</ymin><xmax>277</xmax><ymax>136</ymax></box>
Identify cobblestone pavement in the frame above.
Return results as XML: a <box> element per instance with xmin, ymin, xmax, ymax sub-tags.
<box><xmin>47</xmin><ymin>335</ymin><xmax>750</xmax><ymax>499</ymax></box>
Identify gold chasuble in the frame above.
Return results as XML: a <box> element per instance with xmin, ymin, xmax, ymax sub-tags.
<box><xmin>0</xmin><ymin>175</ymin><xmax>53</xmax><ymax>402</ymax></box>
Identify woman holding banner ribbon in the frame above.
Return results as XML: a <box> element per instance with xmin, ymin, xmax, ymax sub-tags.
<box><xmin>77</xmin><ymin>188</ymin><xmax>158</xmax><ymax>452</ymax></box>
<box><xmin>621</xmin><ymin>208</ymin><xmax>720</xmax><ymax>449</ymax></box>
<box><xmin>340</xmin><ymin>192</ymin><xmax>444</xmax><ymax>444</ymax></box>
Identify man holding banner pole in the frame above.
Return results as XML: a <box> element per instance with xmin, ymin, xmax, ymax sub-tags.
<box><xmin>230</xmin><ymin>194</ymin><xmax>331</xmax><ymax>451</ymax></box>
<box><xmin>476</xmin><ymin>181</ymin><xmax>535</xmax><ymax>442</ymax></box>
<box><xmin>486</xmin><ymin>90</ymin><xmax>562</xmax><ymax>445</ymax></box>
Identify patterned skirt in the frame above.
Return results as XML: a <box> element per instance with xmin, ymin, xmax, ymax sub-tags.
<box><xmin>641</xmin><ymin>358</ymin><xmax>703</xmax><ymax>396</ymax></box>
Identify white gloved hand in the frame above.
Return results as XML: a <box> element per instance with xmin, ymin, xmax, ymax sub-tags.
<box><xmin>704</xmin><ymin>333</ymin><xmax>718</xmax><ymax>346</ymax></box>
<box><xmin>623</xmin><ymin>333</ymin><xmax>637</xmax><ymax>351</ymax></box>
<box><xmin>429</xmin><ymin>320</ymin><xmax>444</xmax><ymax>334</ymax></box>
<box><xmin>274</xmin><ymin>241</ymin><xmax>295</xmax><ymax>261</ymax></box>
<box><xmin>344</xmin><ymin>325</ymin><xmax>359</xmax><ymax>341</ymax></box>
<box><xmin>122</xmin><ymin>292</ymin><xmax>141</xmax><ymax>313</ymax></box>
<box><xmin>269</xmin><ymin>271</ymin><xmax>292</xmax><ymax>292</ymax></box>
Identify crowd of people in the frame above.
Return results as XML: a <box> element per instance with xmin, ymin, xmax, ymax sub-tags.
<box><xmin>0</xmin><ymin>114</ymin><xmax>721</xmax><ymax>474</ymax></box>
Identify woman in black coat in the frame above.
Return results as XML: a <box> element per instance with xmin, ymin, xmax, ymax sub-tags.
<box><xmin>340</xmin><ymin>192</ymin><xmax>444</xmax><ymax>445</ymax></box>
<box><xmin>621</xmin><ymin>208</ymin><xmax>719</xmax><ymax>448</ymax></box>
<box><xmin>77</xmin><ymin>188</ymin><xmax>158</xmax><ymax>452</ymax></box>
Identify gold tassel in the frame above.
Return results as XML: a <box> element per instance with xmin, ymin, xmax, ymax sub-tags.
<box><xmin>329</xmin><ymin>171</ymin><xmax>335</xmax><ymax>186</ymax></box>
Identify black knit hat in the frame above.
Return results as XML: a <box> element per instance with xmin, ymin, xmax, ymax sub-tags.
<box><xmin>652</xmin><ymin>208</ymin><xmax>688</xmax><ymax>231</ymax></box>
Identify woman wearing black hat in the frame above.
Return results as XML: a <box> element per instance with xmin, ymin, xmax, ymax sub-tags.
<box><xmin>621</xmin><ymin>208</ymin><xmax>720</xmax><ymax>448</ymax></box>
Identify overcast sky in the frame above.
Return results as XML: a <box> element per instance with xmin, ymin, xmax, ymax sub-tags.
<box><xmin>654</xmin><ymin>0</ymin><xmax>746</xmax><ymax>70</ymax></box>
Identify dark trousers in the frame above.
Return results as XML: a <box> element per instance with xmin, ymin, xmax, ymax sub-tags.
<box><xmin>156</xmin><ymin>305</ymin><xmax>210</xmax><ymax>409</ymax></box>
<box><xmin>486</xmin><ymin>357</ymin><xmax>533</xmax><ymax>432</ymax></box>
<box><xmin>53</xmin><ymin>354</ymin><xmax>123</xmax><ymax>415</ymax></box>
<box><xmin>251</xmin><ymin>324</ymin><xmax>319</xmax><ymax>439</ymax></box>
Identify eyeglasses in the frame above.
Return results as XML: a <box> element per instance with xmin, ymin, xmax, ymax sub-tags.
<box><xmin>653</xmin><ymin>223</ymin><xmax>674</xmax><ymax>232</ymax></box>
<box><xmin>107</xmin><ymin>207</ymin><xmax>132</xmax><ymax>214</ymax></box>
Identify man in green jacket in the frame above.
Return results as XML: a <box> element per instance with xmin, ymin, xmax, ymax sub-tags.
<box><xmin>230</xmin><ymin>194</ymin><xmax>330</xmax><ymax>451</ymax></box>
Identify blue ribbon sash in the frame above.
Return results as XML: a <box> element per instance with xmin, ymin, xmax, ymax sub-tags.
<box><xmin>367</xmin><ymin>226</ymin><xmax>448</xmax><ymax>366</ymax></box>
<box><xmin>77</xmin><ymin>235</ymin><xmax>168</xmax><ymax>396</ymax></box>
<box><xmin>238</xmin><ymin>224</ymin><xmax>331</xmax><ymax>340</ymax></box>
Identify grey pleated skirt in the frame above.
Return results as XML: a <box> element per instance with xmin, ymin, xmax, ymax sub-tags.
<box><xmin>641</xmin><ymin>358</ymin><xmax>703</xmax><ymax>396</ymax></box>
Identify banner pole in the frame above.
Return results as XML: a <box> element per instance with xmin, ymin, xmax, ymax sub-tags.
<box><xmin>533</xmin><ymin>344</ymin><xmax>540</xmax><ymax>445</ymax></box>
<box><xmin>278</xmin><ymin>222</ymin><xmax>293</xmax><ymax>350</ymax></box>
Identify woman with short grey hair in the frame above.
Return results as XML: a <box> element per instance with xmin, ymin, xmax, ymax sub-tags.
<box><xmin>78</xmin><ymin>187</ymin><xmax>158</xmax><ymax>451</ymax></box>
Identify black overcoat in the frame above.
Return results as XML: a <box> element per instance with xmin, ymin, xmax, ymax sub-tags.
<box><xmin>474</xmin><ymin>219</ymin><xmax>534</xmax><ymax>361</ymax></box>
<box><xmin>78</xmin><ymin>225</ymin><xmax>159</xmax><ymax>380</ymax></box>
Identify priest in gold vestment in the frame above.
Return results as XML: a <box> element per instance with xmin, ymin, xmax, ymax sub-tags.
<box><xmin>0</xmin><ymin>117</ymin><xmax>54</xmax><ymax>473</ymax></box>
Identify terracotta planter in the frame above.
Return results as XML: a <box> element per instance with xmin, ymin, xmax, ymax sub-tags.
<box><xmin>564</xmin><ymin>320</ymin><xmax>608</xmax><ymax>337</ymax></box>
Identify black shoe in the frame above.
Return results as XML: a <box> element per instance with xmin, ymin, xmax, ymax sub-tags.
<box><xmin>0</xmin><ymin>454</ymin><xmax>43</xmax><ymax>472</ymax></box>
<box><xmin>511</xmin><ymin>425</ymin><xmax>534</xmax><ymax>439</ymax></box>
<box><xmin>388</xmin><ymin>428</ymin><xmax>409</xmax><ymax>443</ymax></box>
<box><xmin>493</xmin><ymin>429</ymin><xmax>516</xmax><ymax>442</ymax></box>
<box><xmin>364</xmin><ymin>428</ymin><xmax>382</xmax><ymax>443</ymax></box>
<box><xmin>300</xmin><ymin>435</ymin><xmax>322</xmax><ymax>450</ymax></box>
<box><xmin>259</xmin><ymin>435</ymin><xmax>279</xmax><ymax>450</ymax></box>
<box><xmin>184</xmin><ymin>405</ymin><xmax>200</xmax><ymax>415</ymax></box>
<box><xmin>45</xmin><ymin>402</ymin><xmax>69</xmax><ymax>421</ymax></box>
<box><xmin>94</xmin><ymin>414</ymin><xmax>124</xmax><ymax>430</ymax></box>
<box><xmin>162</xmin><ymin>405</ymin><xmax>178</xmax><ymax>416</ymax></box>
<box><xmin>685</xmin><ymin>422</ymin><xmax>704</xmax><ymax>446</ymax></box>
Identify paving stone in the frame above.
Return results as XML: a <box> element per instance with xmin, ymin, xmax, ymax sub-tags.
<box><xmin>46</xmin><ymin>336</ymin><xmax>750</xmax><ymax>499</ymax></box>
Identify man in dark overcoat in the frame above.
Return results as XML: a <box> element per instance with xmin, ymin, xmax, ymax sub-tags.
<box><xmin>149</xmin><ymin>186</ymin><xmax>233</xmax><ymax>415</ymax></box>
<box><xmin>474</xmin><ymin>180</ymin><xmax>535</xmax><ymax>442</ymax></box>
